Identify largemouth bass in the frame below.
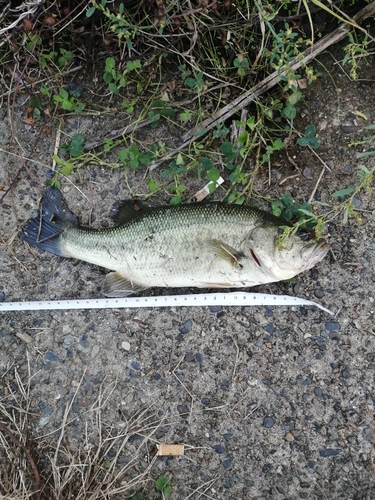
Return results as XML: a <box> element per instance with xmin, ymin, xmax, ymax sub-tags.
<box><xmin>20</xmin><ymin>187</ymin><xmax>329</xmax><ymax>297</ymax></box>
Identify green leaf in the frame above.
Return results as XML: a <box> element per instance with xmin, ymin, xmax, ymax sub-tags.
<box><xmin>70</xmin><ymin>134</ymin><xmax>85</xmax><ymax>157</ymax></box>
<box><xmin>297</xmin><ymin>137</ymin><xmax>310</xmax><ymax>147</ymax></box>
<box><xmin>184</xmin><ymin>77</ymin><xmax>196</xmax><ymax>88</ymax></box>
<box><xmin>356</xmin><ymin>151</ymin><xmax>375</xmax><ymax>158</ymax></box>
<box><xmin>332</xmin><ymin>187</ymin><xmax>355</xmax><ymax>197</ymax></box>
<box><xmin>207</xmin><ymin>167</ymin><xmax>220</xmax><ymax>182</ymax></box>
<box><xmin>59</xmin><ymin>162</ymin><xmax>75</xmax><ymax>176</ymax></box>
<box><xmin>281</xmin><ymin>104</ymin><xmax>296</xmax><ymax>120</ymax></box>
<box><xmin>283</xmin><ymin>208</ymin><xmax>293</xmax><ymax>220</ymax></box>
<box><xmin>108</xmin><ymin>82</ymin><xmax>119</xmax><ymax>94</ymax></box>
<box><xmin>126</xmin><ymin>60</ymin><xmax>140</xmax><ymax>71</ymax></box>
<box><xmin>305</xmin><ymin>124</ymin><xmax>316</xmax><ymax>138</ymax></box>
<box><xmin>198</xmin><ymin>157</ymin><xmax>213</xmax><ymax>171</ymax></box>
<box><xmin>196</xmin><ymin>128</ymin><xmax>206</xmax><ymax>137</ymax></box>
<box><xmin>271</xmin><ymin>200</ymin><xmax>283</xmax><ymax>217</ymax></box>
<box><xmin>75</xmin><ymin>103</ymin><xmax>85</xmax><ymax>115</ymax></box>
<box><xmin>229</xmin><ymin>166</ymin><xmax>240</xmax><ymax>183</ymax></box>
<box><xmin>155</xmin><ymin>476</ymin><xmax>171</xmax><ymax>496</ymax></box>
<box><xmin>130</xmin><ymin>492</ymin><xmax>143</xmax><ymax>500</ymax></box>
<box><xmin>176</xmin><ymin>153</ymin><xmax>184</xmax><ymax>165</ymax></box>
<box><xmin>61</xmin><ymin>100</ymin><xmax>74</xmax><ymax>111</ymax></box>
<box><xmin>220</xmin><ymin>142</ymin><xmax>234</xmax><ymax>156</ymax></box>
<box><xmin>342</xmin><ymin>206</ymin><xmax>350</xmax><ymax>225</ymax></box>
<box><xmin>159</xmin><ymin>107</ymin><xmax>175</xmax><ymax>118</ymax></box>
<box><xmin>139</xmin><ymin>152</ymin><xmax>154</xmax><ymax>165</ymax></box>
<box><xmin>238</xmin><ymin>130</ymin><xmax>249</xmax><ymax>144</ymax></box>
<box><xmin>129</xmin><ymin>158</ymin><xmax>139</xmax><ymax>170</ymax></box>
<box><xmin>246</xmin><ymin>116</ymin><xmax>256</xmax><ymax>131</ymax></box>
<box><xmin>295</xmin><ymin>208</ymin><xmax>316</xmax><ymax>218</ymax></box>
<box><xmin>147</xmin><ymin>178</ymin><xmax>160</xmax><ymax>193</ymax></box>
<box><xmin>103</xmin><ymin>72</ymin><xmax>113</xmax><ymax>83</ymax></box>
<box><xmin>273</xmin><ymin>139</ymin><xmax>284</xmax><ymax>150</ymax></box>
<box><xmin>288</xmin><ymin>90</ymin><xmax>302</xmax><ymax>105</ymax></box>
<box><xmin>105</xmin><ymin>57</ymin><xmax>115</xmax><ymax>70</ymax></box>
<box><xmin>160</xmin><ymin>169</ymin><xmax>172</xmax><ymax>178</ymax></box>
<box><xmin>119</xmin><ymin>150</ymin><xmax>129</xmax><ymax>162</ymax></box>
<box><xmin>308</xmin><ymin>137</ymin><xmax>320</xmax><ymax>149</ymax></box>
<box><xmin>170</xmin><ymin>195</ymin><xmax>181</xmax><ymax>205</ymax></box>
<box><xmin>280</xmin><ymin>193</ymin><xmax>294</xmax><ymax>208</ymax></box>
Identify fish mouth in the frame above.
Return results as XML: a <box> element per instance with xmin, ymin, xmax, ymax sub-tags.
<box><xmin>302</xmin><ymin>239</ymin><xmax>330</xmax><ymax>270</ymax></box>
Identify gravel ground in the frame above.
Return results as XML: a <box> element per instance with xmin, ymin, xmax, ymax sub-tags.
<box><xmin>1</xmin><ymin>47</ymin><xmax>375</xmax><ymax>499</ymax></box>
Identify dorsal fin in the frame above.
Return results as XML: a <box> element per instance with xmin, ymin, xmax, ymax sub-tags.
<box><xmin>110</xmin><ymin>199</ymin><xmax>159</xmax><ymax>226</ymax></box>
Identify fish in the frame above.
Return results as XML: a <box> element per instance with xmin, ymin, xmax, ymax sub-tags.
<box><xmin>19</xmin><ymin>187</ymin><xmax>329</xmax><ymax>297</ymax></box>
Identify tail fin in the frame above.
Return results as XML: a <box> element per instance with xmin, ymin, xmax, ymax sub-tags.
<box><xmin>19</xmin><ymin>187</ymin><xmax>77</xmax><ymax>257</ymax></box>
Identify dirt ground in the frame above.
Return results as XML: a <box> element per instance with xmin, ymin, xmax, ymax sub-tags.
<box><xmin>1</xmin><ymin>43</ymin><xmax>375</xmax><ymax>499</ymax></box>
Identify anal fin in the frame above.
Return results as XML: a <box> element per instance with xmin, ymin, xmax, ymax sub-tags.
<box><xmin>103</xmin><ymin>271</ymin><xmax>148</xmax><ymax>297</ymax></box>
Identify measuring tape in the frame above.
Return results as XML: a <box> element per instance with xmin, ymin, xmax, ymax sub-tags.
<box><xmin>0</xmin><ymin>292</ymin><xmax>333</xmax><ymax>314</ymax></box>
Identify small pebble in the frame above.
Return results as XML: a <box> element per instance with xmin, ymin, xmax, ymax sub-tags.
<box><xmin>194</xmin><ymin>353</ymin><xmax>203</xmax><ymax>362</ymax></box>
<box><xmin>314</xmin><ymin>387</ymin><xmax>323</xmax><ymax>398</ymax></box>
<box><xmin>208</xmin><ymin>305</ymin><xmax>222</xmax><ymax>313</ymax></box>
<box><xmin>314</xmin><ymin>288</ymin><xmax>324</xmax><ymax>299</ymax></box>
<box><xmin>121</xmin><ymin>341</ymin><xmax>130</xmax><ymax>351</ymax></box>
<box><xmin>184</xmin><ymin>352</ymin><xmax>195</xmax><ymax>362</ymax></box>
<box><xmin>303</xmin><ymin>167</ymin><xmax>313</xmax><ymax>180</ymax></box>
<box><xmin>289</xmin><ymin>312</ymin><xmax>299</xmax><ymax>323</ymax></box>
<box><xmin>91</xmin><ymin>345</ymin><xmax>100</xmax><ymax>359</ymax></box>
<box><xmin>265</xmin><ymin>324</ymin><xmax>274</xmax><ymax>334</ymax></box>
<box><xmin>313</xmin><ymin>398</ymin><xmax>325</xmax><ymax>417</ymax></box>
<box><xmin>46</xmin><ymin>351</ymin><xmax>58</xmax><ymax>362</ymax></box>
<box><xmin>131</xmin><ymin>361</ymin><xmax>140</xmax><ymax>370</ymax></box>
<box><xmin>319</xmin><ymin>448</ymin><xmax>341</xmax><ymax>457</ymax></box>
<box><xmin>352</xmin><ymin>197</ymin><xmax>361</xmax><ymax>208</ymax></box>
<box><xmin>341</xmin><ymin>366</ymin><xmax>350</xmax><ymax>379</ymax></box>
<box><xmin>0</xmin><ymin>293</ymin><xmax>5</xmax><ymax>302</ymax></box>
<box><xmin>285</xmin><ymin>432</ymin><xmax>294</xmax><ymax>442</ymax></box>
<box><xmin>179</xmin><ymin>319</ymin><xmax>193</xmax><ymax>334</ymax></box>
<box><xmin>212</xmin><ymin>444</ymin><xmax>225</xmax><ymax>454</ymax></box>
<box><xmin>222</xmin><ymin>458</ymin><xmax>232</xmax><ymax>468</ymax></box>
<box><xmin>37</xmin><ymin>415</ymin><xmax>51</xmax><ymax>428</ymax></box>
<box><xmin>340</xmin><ymin>123</ymin><xmax>357</xmax><ymax>134</ymax></box>
<box><xmin>220</xmin><ymin>379</ymin><xmax>230</xmax><ymax>390</ymax></box>
<box><xmin>45</xmin><ymin>169</ymin><xmax>55</xmax><ymax>179</ymax></box>
<box><xmin>329</xmin><ymin>331</ymin><xmax>339</xmax><ymax>340</ymax></box>
<box><xmin>177</xmin><ymin>404</ymin><xmax>189</xmax><ymax>415</ymax></box>
<box><xmin>325</xmin><ymin>322</ymin><xmax>340</xmax><ymax>331</ymax></box>
<box><xmin>263</xmin><ymin>416</ymin><xmax>274</xmax><ymax>428</ymax></box>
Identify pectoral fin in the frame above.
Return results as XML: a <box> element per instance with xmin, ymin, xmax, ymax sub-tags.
<box><xmin>103</xmin><ymin>271</ymin><xmax>148</xmax><ymax>297</ymax></box>
<box><xmin>209</xmin><ymin>239</ymin><xmax>245</xmax><ymax>268</ymax></box>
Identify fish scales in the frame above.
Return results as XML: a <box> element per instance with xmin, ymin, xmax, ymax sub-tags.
<box><xmin>60</xmin><ymin>203</ymin><xmax>266</xmax><ymax>287</ymax></box>
<box><xmin>20</xmin><ymin>188</ymin><xmax>329</xmax><ymax>296</ymax></box>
